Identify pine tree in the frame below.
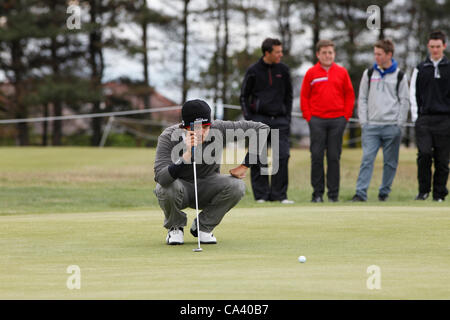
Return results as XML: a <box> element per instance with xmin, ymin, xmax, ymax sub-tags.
<box><xmin>34</xmin><ymin>0</ymin><xmax>89</xmax><ymax>145</ymax></box>
<box><xmin>85</xmin><ymin>0</ymin><xmax>128</xmax><ymax>146</ymax></box>
<box><xmin>121</xmin><ymin>0</ymin><xmax>173</xmax><ymax>108</ymax></box>
<box><xmin>0</xmin><ymin>0</ymin><xmax>42</xmax><ymax>145</ymax></box>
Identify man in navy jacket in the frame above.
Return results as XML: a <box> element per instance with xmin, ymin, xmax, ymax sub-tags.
<box><xmin>240</xmin><ymin>38</ymin><xmax>293</xmax><ymax>204</ymax></box>
<box><xmin>410</xmin><ymin>30</ymin><xmax>450</xmax><ymax>202</ymax></box>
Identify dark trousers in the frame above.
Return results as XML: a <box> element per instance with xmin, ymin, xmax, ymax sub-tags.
<box><xmin>308</xmin><ymin>116</ymin><xmax>347</xmax><ymax>199</ymax></box>
<box><xmin>249</xmin><ymin>114</ymin><xmax>290</xmax><ymax>201</ymax></box>
<box><xmin>415</xmin><ymin>115</ymin><xmax>450</xmax><ymax>199</ymax></box>
<box><xmin>251</xmin><ymin>156</ymin><xmax>289</xmax><ymax>201</ymax></box>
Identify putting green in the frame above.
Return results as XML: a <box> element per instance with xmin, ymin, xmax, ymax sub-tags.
<box><xmin>1</xmin><ymin>206</ymin><xmax>449</xmax><ymax>299</ymax></box>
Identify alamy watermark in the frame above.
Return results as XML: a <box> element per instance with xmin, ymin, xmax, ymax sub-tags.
<box><xmin>66</xmin><ymin>265</ymin><xmax>81</xmax><ymax>290</ymax></box>
<box><xmin>366</xmin><ymin>265</ymin><xmax>381</xmax><ymax>290</ymax></box>
<box><xmin>170</xmin><ymin>128</ymin><xmax>279</xmax><ymax>175</ymax></box>
<box><xmin>67</xmin><ymin>1</ymin><xmax>82</xmax><ymax>30</ymax></box>
<box><xmin>366</xmin><ymin>5</ymin><xmax>381</xmax><ymax>30</ymax></box>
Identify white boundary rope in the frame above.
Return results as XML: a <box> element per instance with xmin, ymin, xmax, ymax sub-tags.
<box><xmin>222</xmin><ymin>104</ymin><xmax>415</xmax><ymax>127</ymax></box>
<box><xmin>0</xmin><ymin>106</ymin><xmax>182</xmax><ymax>124</ymax></box>
<box><xmin>0</xmin><ymin>104</ymin><xmax>415</xmax><ymax>127</ymax></box>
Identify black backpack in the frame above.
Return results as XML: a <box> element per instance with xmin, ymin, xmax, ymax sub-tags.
<box><xmin>367</xmin><ymin>67</ymin><xmax>405</xmax><ymax>101</ymax></box>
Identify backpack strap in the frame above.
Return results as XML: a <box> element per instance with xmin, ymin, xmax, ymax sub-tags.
<box><xmin>367</xmin><ymin>67</ymin><xmax>374</xmax><ymax>91</ymax></box>
<box><xmin>396</xmin><ymin>70</ymin><xmax>405</xmax><ymax>100</ymax></box>
<box><xmin>368</xmin><ymin>67</ymin><xmax>404</xmax><ymax>101</ymax></box>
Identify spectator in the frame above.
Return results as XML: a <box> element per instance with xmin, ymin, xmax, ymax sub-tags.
<box><xmin>351</xmin><ymin>39</ymin><xmax>409</xmax><ymax>202</ymax></box>
<box><xmin>240</xmin><ymin>38</ymin><xmax>294</xmax><ymax>204</ymax></box>
<box><xmin>300</xmin><ymin>39</ymin><xmax>355</xmax><ymax>202</ymax></box>
<box><xmin>410</xmin><ymin>30</ymin><xmax>450</xmax><ymax>202</ymax></box>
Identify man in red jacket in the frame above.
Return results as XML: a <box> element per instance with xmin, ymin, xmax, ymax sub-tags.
<box><xmin>300</xmin><ymin>40</ymin><xmax>355</xmax><ymax>202</ymax></box>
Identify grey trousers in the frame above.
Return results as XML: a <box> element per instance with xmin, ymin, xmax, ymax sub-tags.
<box><xmin>154</xmin><ymin>174</ymin><xmax>246</xmax><ymax>232</ymax></box>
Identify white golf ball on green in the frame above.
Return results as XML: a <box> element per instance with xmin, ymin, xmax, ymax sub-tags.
<box><xmin>298</xmin><ymin>256</ymin><xmax>306</xmax><ymax>263</ymax></box>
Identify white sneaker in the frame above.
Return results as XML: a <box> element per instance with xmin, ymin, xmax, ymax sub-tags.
<box><xmin>199</xmin><ymin>231</ymin><xmax>217</xmax><ymax>244</ymax></box>
<box><xmin>281</xmin><ymin>199</ymin><xmax>294</xmax><ymax>204</ymax></box>
<box><xmin>166</xmin><ymin>227</ymin><xmax>184</xmax><ymax>245</ymax></box>
<box><xmin>256</xmin><ymin>199</ymin><xmax>266</xmax><ymax>203</ymax></box>
<box><xmin>190</xmin><ymin>221</ymin><xmax>217</xmax><ymax>244</ymax></box>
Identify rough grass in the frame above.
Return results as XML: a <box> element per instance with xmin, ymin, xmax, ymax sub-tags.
<box><xmin>0</xmin><ymin>147</ymin><xmax>445</xmax><ymax>215</ymax></box>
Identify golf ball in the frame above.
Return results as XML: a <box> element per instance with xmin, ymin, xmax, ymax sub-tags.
<box><xmin>298</xmin><ymin>256</ymin><xmax>306</xmax><ymax>263</ymax></box>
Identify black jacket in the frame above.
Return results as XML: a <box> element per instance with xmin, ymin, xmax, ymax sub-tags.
<box><xmin>415</xmin><ymin>55</ymin><xmax>450</xmax><ymax>116</ymax></box>
<box><xmin>240</xmin><ymin>58</ymin><xmax>293</xmax><ymax>122</ymax></box>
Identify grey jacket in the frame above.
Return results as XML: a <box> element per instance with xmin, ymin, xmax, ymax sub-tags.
<box><xmin>358</xmin><ymin>68</ymin><xmax>410</xmax><ymax>126</ymax></box>
<box><xmin>154</xmin><ymin>120</ymin><xmax>270</xmax><ymax>187</ymax></box>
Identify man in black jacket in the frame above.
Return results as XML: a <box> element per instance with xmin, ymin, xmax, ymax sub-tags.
<box><xmin>240</xmin><ymin>38</ymin><xmax>293</xmax><ymax>203</ymax></box>
<box><xmin>410</xmin><ymin>30</ymin><xmax>450</xmax><ymax>202</ymax></box>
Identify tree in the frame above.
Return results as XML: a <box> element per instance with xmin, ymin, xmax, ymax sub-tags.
<box><xmin>85</xmin><ymin>0</ymin><xmax>128</xmax><ymax>146</ymax></box>
<box><xmin>35</xmin><ymin>0</ymin><xmax>88</xmax><ymax>145</ymax></box>
<box><xmin>298</xmin><ymin>0</ymin><xmax>322</xmax><ymax>63</ymax></box>
<box><xmin>323</xmin><ymin>0</ymin><xmax>375</xmax><ymax>148</ymax></box>
<box><xmin>196</xmin><ymin>0</ymin><xmax>266</xmax><ymax>119</ymax></box>
<box><xmin>194</xmin><ymin>0</ymin><xmax>222</xmax><ymax>109</ymax></box>
<box><xmin>232</xmin><ymin>0</ymin><xmax>265</xmax><ymax>59</ymax></box>
<box><xmin>0</xmin><ymin>0</ymin><xmax>42</xmax><ymax>145</ymax></box>
<box><xmin>271</xmin><ymin>0</ymin><xmax>304</xmax><ymax>68</ymax></box>
<box><xmin>121</xmin><ymin>0</ymin><xmax>173</xmax><ymax>109</ymax></box>
<box><xmin>182</xmin><ymin>0</ymin><xmax>190</xmax><ymax>103</ymax></box>
<box><xmin>221</xmin><ymin>0</ymin><xmax>230</xmax><ymax>116</ymax></box>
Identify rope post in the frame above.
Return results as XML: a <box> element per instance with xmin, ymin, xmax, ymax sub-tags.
<box><xmin>99</xmin><ymin>116</ymin><xmax>115</xmax><ymax>148</ymax></box>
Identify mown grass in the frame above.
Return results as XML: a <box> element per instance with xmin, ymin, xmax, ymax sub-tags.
<box><xmin>0</xmin><ymin>207</ymin><xmax>449</xmax><ymax>299</ymax></box>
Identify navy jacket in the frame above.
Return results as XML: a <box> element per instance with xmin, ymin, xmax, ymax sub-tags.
<box><xmin>240</xmin><ymin>58</ymin><xmax>293</xmax><ymax>123</ymax></box>
<box><xmin>414</xmin><ymin>56</ymin><xmax>450</xmax><ymax>116</ymax></box>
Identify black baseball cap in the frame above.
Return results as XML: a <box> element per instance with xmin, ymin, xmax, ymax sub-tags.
<box><xmin>180</xmin><ymin>99</ymin><xmax>212</xmax><ymax>129</ymax></box>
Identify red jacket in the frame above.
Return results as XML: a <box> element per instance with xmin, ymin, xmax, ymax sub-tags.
<box><xmin>300</xmin><ymin>62</ymin><xmax>355</xmax><ymax>122</ymax></box>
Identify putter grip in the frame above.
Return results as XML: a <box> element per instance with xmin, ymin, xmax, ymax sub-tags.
<box><xmin>190</xmin><ymin>122</ymin><xmax>195</xmax><ymax>155</ymax></box>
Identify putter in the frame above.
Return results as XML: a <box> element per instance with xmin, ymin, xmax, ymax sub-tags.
<box><xmin>191</xmin><ymin>121</ymin><xmax>203</xmax><ymax>252</ymax></box>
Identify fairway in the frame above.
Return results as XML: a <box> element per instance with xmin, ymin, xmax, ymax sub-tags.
<box><xmin>0</xmin><ymin>147</ymin><xmax>449</xmax><ymax>299</ymax></box>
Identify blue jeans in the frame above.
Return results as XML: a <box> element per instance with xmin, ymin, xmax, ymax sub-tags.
<box><xmin>355</xmin><ymin>124</ymin><xmax>402</xmax><ymax>200</ymax></box>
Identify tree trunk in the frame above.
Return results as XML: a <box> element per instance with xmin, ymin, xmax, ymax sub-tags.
<box><xmin>243</xmin><ymin>1</ymin><xmax>250</xmax><ymax>57</ymax></box>
<box><xmin>49</xmin><ymin>0</ymin><xmax>63</xmax><ymax>146</ymax></box>
<box><xmin>221</xmin><ymin>0</ymin><xmax>229</xmax><ymax>118</ymax></box>
<box><xmin>89</xmin><ymin>0</ymin><xmax>103</xmax><ymax>146</ymax></box>
<box><xmin>11</xmin><ymin>39</ymin><xmax>29</xmax><ymax>146</ymax></box>
<box><xmin>403</xmin><ymin>3</ymin><xmax>417</xmax><ymax>148</ymax></box>
<box><xmin>140</xmin><ymin>0</ymin><xmax>151</xmax><ymax>111</ymax></box>
<box><xmin>52</xmin><ymin>102</ymin><xmax>62</xmax><ymax>145</ymax></box>
<box><xmin>142</xmin><ymin>21</ymin><xmax>151</xmax><ymax>108</ymax></box>
<box><xmin>312</xmin><ymin>0</ymin><xmax>320</xmax><ymax>63</ymax></box>
<box><xmin>213</xmin><ymin>1</ymin><xmax>221</xmax><ymax>111</ymax></box>
<box><xmin>378</xmin><ymin>5</ymin><xmax>384</xmax><ymax>40</ymax></box>
<box><xmin>277</xmin><ymin>0</ymin><xmax>292</xmax><ymax>57</ymax></box>
<box><xmin>91</xmin><ymin>102</ymin><xmax>102</xmax><ymax>146</ymax></box>
<box><xmin>181</xmin><ymin>0</ymin><xmax>190</xmax><ymax>103</ymax></box>
<box><xmin>50</xmin><ymin>35</ymin><xmax>62</xmax><ymax>146</ymax></box>
<box><xmin>42</xmin><ymin>103</ymin><xmax>49</xmax><ymax>146</ymax></box>
<box><xmin>345</xmin><ymin>1</ymin><xmax>357</xmax><ymax>149</ymax></box>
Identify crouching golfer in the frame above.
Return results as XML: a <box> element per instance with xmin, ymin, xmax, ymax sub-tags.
<box><xmin>154</xmin><ymin>99</ymin><xmax>270</xmax><ymax>245</ymax></box>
